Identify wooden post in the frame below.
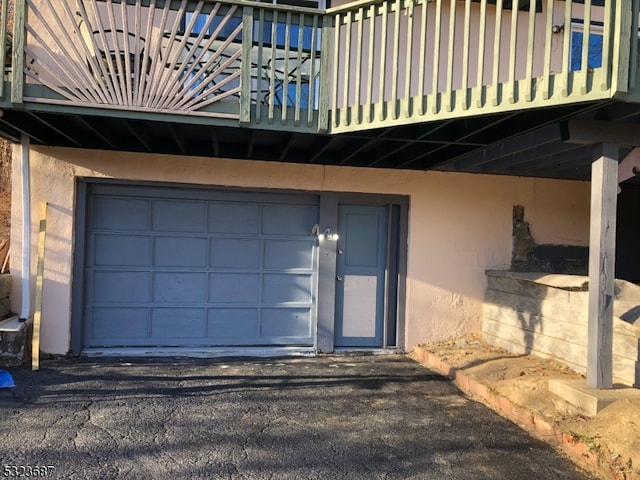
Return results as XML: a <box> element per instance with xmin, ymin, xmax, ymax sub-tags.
<box><xmin>239</xmin><ymin>6</ymin><xmax>253</xmax><ymax>127</ymax></box>
<box><xmin>32</xmin><ymin>202</ymin><xmax>47</xmax><ymax>371</ymax></box>
<box><xmin>587</xmin><ymin>143</ymin><xmax>618</xmax><ymax>389</ymax></box>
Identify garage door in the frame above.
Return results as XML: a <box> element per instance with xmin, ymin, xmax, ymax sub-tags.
<box><xmin>82</xmin><ymin>184</ymin><xmax>318</xmax><ymax>349</ymax></box>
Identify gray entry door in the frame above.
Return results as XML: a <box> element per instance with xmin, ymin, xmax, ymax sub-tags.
<box><xmin>334</xmin><ymin>205</ymin><xmax>388</xmax><ymax>347</ymax></box>
<box><xmin>82</xmin><ymin>184</ymin><xmax>318</xmax><ymax>349</ymax></box>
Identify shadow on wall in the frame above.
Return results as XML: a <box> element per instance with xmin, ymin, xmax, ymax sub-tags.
<box><xmin>509</xmin><ymin>205</ymin><xmax>590</xmax><ymax>355</ymax></box>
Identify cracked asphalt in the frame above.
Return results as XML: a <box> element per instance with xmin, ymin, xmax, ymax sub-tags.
<box><xmin>0</xmin><ymin>355</ymin><xmax>594</xmax><ymax>479</ymax></box>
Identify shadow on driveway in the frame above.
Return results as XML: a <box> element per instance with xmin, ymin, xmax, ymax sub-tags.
<box><xmin>0</xmin><ymin>355</ymin><xmax>594</xmax><ymax>479</ymax></box>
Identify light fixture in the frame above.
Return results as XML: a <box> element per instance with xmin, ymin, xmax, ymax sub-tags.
<box><xmin>318</xmin><ymin>227</ymin><xmax>339</xmax><ymax>241</ymax></box>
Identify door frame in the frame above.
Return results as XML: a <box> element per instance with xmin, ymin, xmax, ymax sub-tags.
<box><xmin>316</xmin><ymin>193</ymin><xmax>408</xmax><ymax>353</ymax></box>
<box><xmin>71</xmin><ymin>180</ymin><xmax>408</xmax><ymax>355</ymax></box>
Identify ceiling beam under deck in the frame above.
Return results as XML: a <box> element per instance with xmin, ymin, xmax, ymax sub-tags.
<box><xmin>562</xmin><ymin>119</ymin><xmax>640</xmax><ymax>146</ymax></box>
<box><xmin>474</xmin><ymin>141</ymin><xmax>587</xmax><ymax>174</ymax></box>
<box><xmin>429</xmin><ymin>102</ymin><xmax>611</xmax><ymax>173</ymax></box>
<box><xmin>309</xmin><ymin>136</ymin><xmax>339</xmax><ymax>164</ymax></box>
<box><xmin>0</xmin><ymin>113</ymin><xmax>46</xmax><ymax>145</ymax></box>
<box><xmin>392</xmin><ymin>113</ymin><xmax>522</xmax><ymax>169</ymax></box>
<box><xmin>246</xmin><ymin>130</ymin><xmax>255</xmax><ymax>159</ymax></box>
<box><xmin>122</xmin><ymin>119</ymin><xmax>154</xmax><ymax>153</ymax></box>
<box><xmin>25</xmin><ymin>112</ymin><xmax>83</xmax><ymax>148</ymax></box>
<box><xmin>504</xmin><ymin>145</ymin><xmax>594</xmax><ymax>176</ymax></box>
<box><xmin>167</xmin><ymin>124</ymin><xmax>187</xmax><ymax>155</ymax></box>
<box><xmin>337</xmin><ymin>128</ymin><xmax>396</xmax><ymax>165</ymax></box>
<box><xmin>210</xmin><ymin>127</ymin><xmax>220</xmax><ymax>157</ymax></box>
<box><xmin>447</xmin><ymin>123</ymin><xmax>563</xmax><ymax>171</ymax></box>
<box><xmin>366</xmin><ymin>120</ymin><xmax>458</xmax><ymax>168</ymax></box>
<box><xmin>72</xmin><ymin>116</ymin><xmax>119</xmax><ymax>150</ymax></box>
<box><xmin>279</xmin><ymin>134</ymin><xmax>296</xmax><ymax>161</ymax></box>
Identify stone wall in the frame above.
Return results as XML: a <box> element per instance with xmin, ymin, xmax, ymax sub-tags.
<box><xmin>482</xmin><ymin>270</ymin><xmax>640</xmax><ymax>387</ymax></box>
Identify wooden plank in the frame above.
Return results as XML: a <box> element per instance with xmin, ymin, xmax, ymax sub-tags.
<box><xmin>32</xmin><ymin>202</ymin><xmax>47</xmax><ymax>371</ymax></box>
<box><xmin>490</xmin><ymin>0</ymin><xmax>503</xmax><ymax>106</ymax></box>
<box><xmin>444</xmin><ymin>0</ymin><xmax>456</xmax><ymax>112</ymax></box>
<box><xmin>0</xmin><ymin>238</ymin><xmax>8</xmax><ymax>274</ymax></box>
<box><xmin>240</xmin><ymin>6</ymin><xmax>253</xmax><ymax>126</ymax></box>
<box><xmin>524</xmin><ymin>0</ymin><xmax>536</xmax><ymax>102</ymax></box>
<box><xmin>341</xmin><ymin>9</ymin><xmax>353</xmax><ymax>126</ymax></box>
<box><xmin>560</xmin><ymin>0</ymin><xmax>572</xmax><ymax>97</ymax></box>
<box><xmin>542</xmin><ymin>0</ymin><xmax>554</xmax><ymax>99</ymax></box>
<box><xmin>255</xmin><ymin>8</ymin><xmax>265</xmax><ymax>124</ymax></box>
<box><xmin>507</xmin><ymin>0</ymin><xmax>518</xmax><ymax>103</ymax></box>
<box><xmin>11</xmin><ymin>0</ymin><xmax>26</xmax><ymax>104</ymax></box>
<box><xmin>404</xmin><ymin>0</ymin><xmax>414</xmax><ymax>117</ymax></box>
<box><xmin>474</xmin><ymin>0</ymin><xmax>487</xmax><ymax>108</ymax></box>
<box><xmin>430</xmin><ymin>0</ymin><xmax>442</xmax><ymax>113</ymax></box>
<box><xmin>364</xmin><ymin>4</ymin><xmax>376</xmax><ymax>122</ymax></box>
<box><xmin>354</xmin><ymin>7</ymin><xmax>365</xmax><ymax>125</ymax></box>
<box><xmin>377</xmin><ymin>3</ymin><xmax>388</xmax><ymax>119</ymax></box>
<box><xmin>587</xmin><ymin>143</ymin><xmax>618</xmax><ymax>389</ymax></box>
<box><xmin>307</xmin><ymin>14</ymin><xmax>319</xmax><ymax>126</ymax></box>
<box><xmin>611</xmin><ymin>0</ymin><xmax>631</xmax><ymax>94</ymax></box>
<box><xmin>0</xmin><ymin>0</ymin><xmax>7</xmax><ymax>100</ymax></box>
<box><xmin>294</xmin><ymin>13</ymin><xmax>304</xmax><ymax>126</ymax></box>
<box><xmin>390</xmin><ymin>0</ymin><xmax>401</xmax><ymax>119</ymax></box>
<box><xmin>579</xmin><ymin>0</ymin><xmax>592</xmax><ymax>95</ymax></box>
<box><xmin>460</xmin><ymin>0</ymin><xmax>471</xmax><ymax>110</ymax></box>
<box><xmin>318</xmin><ymin>14</ymin><xmax>332</xmax><ymax>133</ymax></box>
<box><xmin>281</xmin><ymin>12</ymin><xmax>291</xmax><ymax>124</ymax></box>
<box><xmin>418</xmin><ymin>0</ymin><xmax>428</xmax><ymax>114</ymax></box>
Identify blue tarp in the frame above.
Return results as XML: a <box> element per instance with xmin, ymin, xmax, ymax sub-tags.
<box><xmin>0</xmin><ymin>370</ymin><xmax>15</xmax><ymax>388</ymax></box>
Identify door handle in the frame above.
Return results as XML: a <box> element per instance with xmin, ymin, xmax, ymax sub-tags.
<box><xmin>336</xmin><ymin>275</ymin><xmax>343</xmax><ymax>281</ymax></box>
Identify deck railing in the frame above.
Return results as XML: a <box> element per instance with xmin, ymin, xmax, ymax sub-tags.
<box><xmin>4</xmin><ymin>0</ymin><xmax>324</xmax><ymax>131</ymax></box>
<box><xmin>327</xmin><ymin>0</ymin><xmax>633</xmax><ymax>132</ymax></box>
<box><xmin>0</xmin><ymin>0</ymin><xmax>638</xmax><ymax>134</ymax></box>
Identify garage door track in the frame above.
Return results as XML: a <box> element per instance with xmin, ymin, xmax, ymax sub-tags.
<box><xmin>0</xmin><ymin>355</ymin><xmax>594</xmax><ymax>479</ymax></box>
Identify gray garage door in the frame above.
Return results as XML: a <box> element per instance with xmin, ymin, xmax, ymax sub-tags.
<box><xmin>82</xmin><ymin>184</ymin><xmax>318</xmax><ymax>349</ymax></box>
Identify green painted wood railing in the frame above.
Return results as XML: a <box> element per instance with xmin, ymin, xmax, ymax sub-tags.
<box><xmin>1</xmin><ymin>0</ymin><xmax>638</xmax><ymax>134</ymax></box>
<box><xmin>326</xmin><ymin>0</ymin><xmax>634</xmax><ymax>133</ymax></box>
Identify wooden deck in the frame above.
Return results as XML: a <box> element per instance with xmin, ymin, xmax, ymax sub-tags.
<box><xmin>0</xmin><ymin>0</ymin><xmax>635</xmax><ymax>135</ymax></box>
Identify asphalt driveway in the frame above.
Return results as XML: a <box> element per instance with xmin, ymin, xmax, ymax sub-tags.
<box><xmin>0</xmin><ymin>355</ymin><xmax>593</xmax><ymax>479</ymax></box>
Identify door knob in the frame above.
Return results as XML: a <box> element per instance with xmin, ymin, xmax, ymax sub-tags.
<box><xmin>336</xmin><ymin>275</ymin><xmax>343</xmax><ymax>281</ymax></box>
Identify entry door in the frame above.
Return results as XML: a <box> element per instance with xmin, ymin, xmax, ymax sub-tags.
<box><xmin>334</xmin><ymin>205</ymin><xmax>388</xmax><ymax>347</ymax></box>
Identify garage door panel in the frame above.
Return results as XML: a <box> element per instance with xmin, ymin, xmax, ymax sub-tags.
<box><xmin>264</xmin><ymin>240</ymin><xmax>315</xmax><ymax>270</ymax></box>
<box><xmin>261</xmin><ymin>308</ymin><xmax>312</xmax><ymax>338</ymax></box>
<box><xmin>93</xmin><ymin>271</ymin><xmax>151</xmax><ymax>303</ymax></box>
<box><xmin>154</xmin><ymin>237</ymin><xmax>208</xmax><ymax>267</ymax></box>
<box><xmin>152</xmin><ymin>200</ymin><xmax>206</xmax><ymax>233</ymax></box>
<box><xmin>83</xmin><ymin>187</ymin><xmax>317</xmax><ymax>349</ymax></box>
<box><xmin>209</xmin><ymin>273</ymin><xmax>260</xmax><ymax>303</ymax></box>
<box><xmin>151</xmin><ymin>308</ymin><xmax>207</xmax><ymax>338</ymax></box>
<box><xmin>91</xmin><ymin>197</ymin><xmax>150</xmax><ymax>231</ymax></box>
<box><xmin>90</xmin><ymin>307</ymin><xmax>149</xmax><ymax>340</ymax></box>
<box><xmin>210</xmin><ymin>238</ymin><xmax>261</xmax><ymax>269</ymax></box>
<box><xmin>263</xmin><ymin>274</ymin><xmax>314</xmax><ymax>304</ymax></box>
<box><xmin>208</xmin><ymin>308</ymin><xmax>259</xmax><ymax>339</ymax></box>
<box><xmin>209</xmin><ymin>203</ymin><xmax>260</xmax><ymax>234</ymax></box>
<box><xmin>262</xmin><ymin>205</ymin><xmax>317</xmax><ymax>236</ymax></box>
<box><xmin>153</xmin><ymin>272</ymin><xmax>207</xmax><ymax>303</ymax></box>
<box><xmin>94</xmin><ymin>234</ymin><xmax>152</xmax><ymax>267</ymax></box>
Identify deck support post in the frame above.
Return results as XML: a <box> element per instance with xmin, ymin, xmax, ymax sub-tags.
<box><xmin>587</xmin><ymin>142</ymin><xmax>618</xmax><ymax>389</ymax></box>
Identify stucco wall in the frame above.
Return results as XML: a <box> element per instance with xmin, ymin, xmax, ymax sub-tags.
<box><xmin>10</xmin><ymin>145</ymin><xmax>590</xmax><ymax>354</ymax></box>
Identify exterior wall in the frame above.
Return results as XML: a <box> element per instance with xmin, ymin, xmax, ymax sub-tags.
<box><xmin>10</xmin><ymin>145</ymin><xmax>590</xmax><ymax>354</ymax></box>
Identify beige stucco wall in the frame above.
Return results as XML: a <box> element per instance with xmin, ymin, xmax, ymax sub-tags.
<box><xmin>10</xmin><ymin>145</ymin><xmax>590</xmax><ymax>354</ymax></box>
